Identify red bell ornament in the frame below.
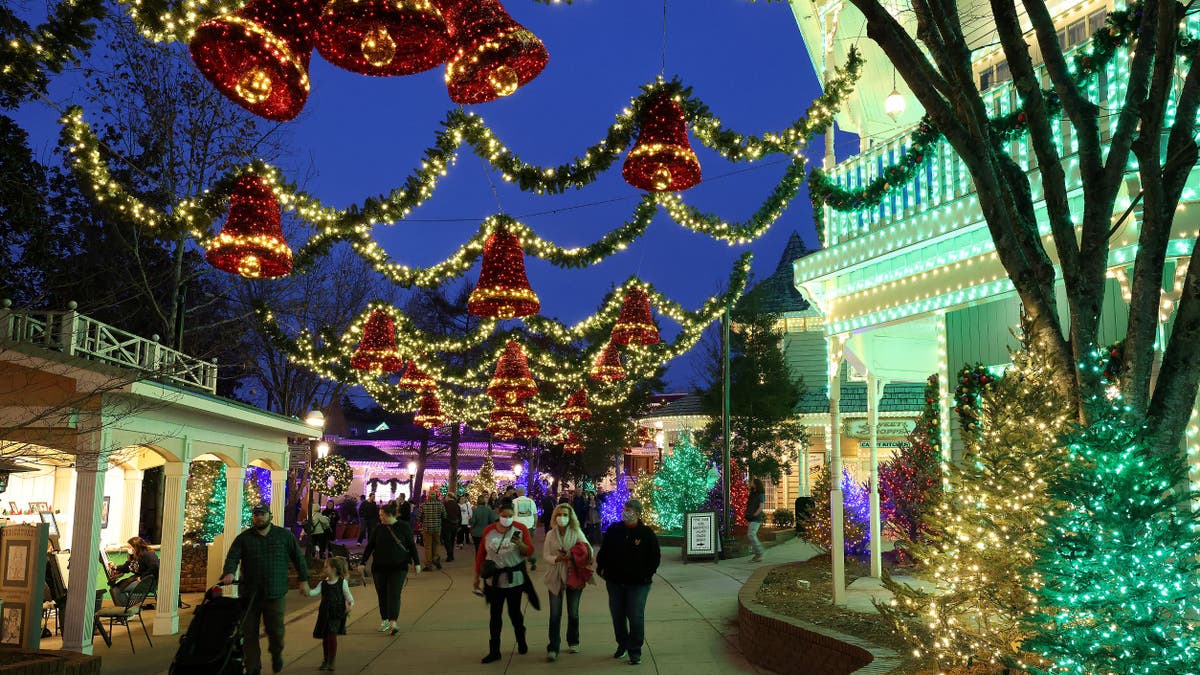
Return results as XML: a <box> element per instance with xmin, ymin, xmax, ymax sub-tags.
<box><xmin>315</xmin><ymin>0</ymin><xmax>452</xmax><ymax>76</ymax></box>
<box><xmin>589</xmin><ymin>341</ymin><xmax>625</xmax><ymax>382</ymax></box>
<box><xmin>610</xmin><ymin>286</ymin><xmax>661</xmax><ymax>346</ymax></box>
<box><xmin>436</xmin><ymin>0</ymin><xmax>549</xmax><ymax>104</ymax></box>
<box><xmin>414</xmin><ymin>391</ymin><xmax>445</xmax><ymax>429</ymax></box>
<box><xmin>468</xmin><ymin>227</ymin><xmax>540</xmax><ymax>319</ymax></box>
<box><xmin>563</xmin><ymin>432</ymin><xmax>584</xmax><ymax>454</ymax></box>
<box><xmin>206</xmin><ymin>175</ymin><xmax>293</xmax><ymax>278</ymax></box>
<box><xmin>189</xmin><ymin>0</ymin><xmax>324</xmax><ymax>121</ymax></box>
<box><xmin>397</xmin><ymin>359</ymin><xmax>437</xmax><ymax>392</ymax></box>
<box><xmin>350</xmin><ymin>310</ymin><xmax>404</xmax><ymax>372</ymax></box>
<box><xmin>487</xmin><ymin>341</ymin><xmax>538</xmax><ymax>403</ymax></box>
<box><xmin>557</xmin><ymin>388</ymin><xmax>591</xmax><ymax>422</ymax></box>
<box><xmin>622</xmin><ymin>91</ymin><xmax>702</xmax><ymax>192</ymax></box>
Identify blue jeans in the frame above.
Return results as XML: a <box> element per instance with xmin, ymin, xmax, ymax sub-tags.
<box><xmin>547</xmin><ymin>587</ymin><xmax>582</xmax><ymax>653</ymax></box>
<box><xmin>748</xmin><ymin>520</ymin><xmax>765</xmax><ymax>556</ymax></box>
<box><xmin>606</xmin><ymin>582</ymin><xmax>650</xmax><ymax>658</ymax></box>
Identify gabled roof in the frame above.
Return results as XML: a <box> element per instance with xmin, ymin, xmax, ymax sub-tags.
<box><xmin>739</xmin><ymin>232</ymin><xmax>812</xmax><ymax>315</ymax></box>
<box><xmin>795</xmin><ymin>381</ymin><xmax>928</xmax><ymax>414</ymax></box>
<box><xmin>643</xmin><ymin>393</ymin><xmax>708</xmax><ymax>419</ymax></box>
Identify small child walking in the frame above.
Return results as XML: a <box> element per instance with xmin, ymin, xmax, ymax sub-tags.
<box><xmin>305</xmin><ymin>556</ymin><xmax>355</xmax><ymax>670</ymax></box>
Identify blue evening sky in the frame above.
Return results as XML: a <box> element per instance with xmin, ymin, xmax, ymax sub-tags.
<box><xmin>16</xmin><ymin>0</ymin><xmax>830</xmax><ymax>391</ymax></box>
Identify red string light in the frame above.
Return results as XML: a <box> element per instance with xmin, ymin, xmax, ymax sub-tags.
<box><xmin>205</xmin><ymin>175</ymin><xmax>293</xmax><ymax>278</ymax></box>
<box><xmin>556</xmin><ymin>387</ymin><xmax>592</xmax><ymax>422</ymax></box>
<box><xmin>350</xmin><ymin>310</ymin><xmax>405</xmax><ymax>372</ymax></box>
<box><xmin>315</xmin><ymin>0</ymin><xmax>452</xmax><ymax>76</ymax></box>
<box><xmin>467</xmin><ymin>226</ymin><xmax>540</xmax><ymax>319</ymax></box>
<box><xmin>487</xmin><ymin>340</ymin><xmax>538</xmax><ymax>403</ymax></box>
<box><xmin>623</xmin><ymin>91</ymin><xmax>702</xmax><ymax>192</ymax></box>
<box><xmin>610</xmin><ymin>286</ymin><xmax>661</xmax><ymax>345</ymax></box>
<box><xmin>397</xmin><ymin>359</ymin><xmax>438</xmax><ymax>391</ymax></box>
<box><xmin>589</xmin><ymin>341</ymin><xmax>625</xmax><ymax>382</ymax></box>
<box><xmin>414</xmin><ymin>391</ymin><xmax>446</xmax><ymax>428</ymax></box>
<box><xmin>436</xmin><ymin>0</ymin><xmax>549</xmax><ymax>104</ymax></box>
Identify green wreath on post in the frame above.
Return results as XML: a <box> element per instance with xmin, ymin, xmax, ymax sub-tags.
<box><xmin>311</xmin><ymin>455</ymin><xmax>353</xmax><ymax>497</ymax></box>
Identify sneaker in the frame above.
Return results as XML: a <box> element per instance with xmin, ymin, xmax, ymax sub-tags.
<box><xmin>630</xmin><ymin>656</ymin><xmax>641</xmax><ymax>665</ymax></box>
<box><xmin>613</xmin><ymin>648</ymin><xmax>626</xmax><ymax>659</ymax></box>
<box><xmin>318</xmin><ymin>661</ymin><xmax>329</xmax><ymax>671</ymax></box>
<box><xmin>271</xmin><ymin>654</ymin><xmax>284</xmax><ymax>673</ymax></box>
<box><xmin>546</xmin><ymin>652</ymin><xmax>558</xmax><ymax>662</ymax></box>
<box><xmin>569</xmin><ymin>645</ymin><xmax>580</xmax><ymax>654</ymax></box>
<box><xmin>379</xmin><ymin>620</ymin><xmax>390</xmax><ymax>632</ymax></box>
<box><xmin>435</xmin><ymin>561</ymin><xmax>443</xmax><ymax>570</ymax></box>
<box><xmin>481</xmin><ymin>653</ymin><xmax>502</xmax><ymax>664</ymax></box>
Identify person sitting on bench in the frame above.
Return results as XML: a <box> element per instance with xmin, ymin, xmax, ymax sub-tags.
<box><xmin>107</xmin><ymin>537</ymin><xmax>158</xmax><ymax>605</ymax></box>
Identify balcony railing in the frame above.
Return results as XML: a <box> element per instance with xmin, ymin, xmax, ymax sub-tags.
<box><xmin>820</xmin><ymin>33</ymin><xmax>1152</xmax><ymax>247</ymax></box>
<box><xmin>0</xmin><ymin>300</ymin><xmax>218</xmax><ymax>394</ymax></box>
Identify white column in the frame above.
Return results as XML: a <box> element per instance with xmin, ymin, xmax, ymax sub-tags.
<box><xmin>217</xmin><ymin>465</ymin><xmax>245</xmax><ymax>581</ymax></box>
<box><xmin>270</xmin><ymin>469</ymin><xmax>286</xmax><ymax>525</ymax></box>
<box><xmin>121</xmin><ymin>468</ymin><xmax>143</xmax><ymax>543</ymax></box>
<box><xmin>936</xmin><ymin>311</ymin><xmax>953</xmax><ymax>467</ymax></box>
<box><xmin>798</xmin><ymin>442</ymin><xmax>809</xmax><ymax>497</ymax></box>
<box><xmin>867</xmin><ymin>374</ymin><xmax>883</xmax><ymax>579</ymax></box>
<box><xmin>62</xmin><ymin>418</ymin><xmax>110</xmax><ymax>654</ymax></box>
<box><xmin>828</xmin><ymin>337</ymin><xmax>846</xmax><ymax>605</ymax></box>
<box><xmin>154</xmin><ymin>459</ymin><xmax>188</xmax><ymax>636</ymax></box>
<box><xmin>53</xmin><ymin>466</ymin><xmax>76</xmax><ymax>545</ymax></box>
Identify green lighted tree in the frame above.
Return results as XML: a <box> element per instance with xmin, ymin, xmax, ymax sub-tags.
<box><xmin>876</xmin><ymin>341</ymin><xmax>1071</xmax><ymax>672</ymax></box>
<box><xmin>466</xmin><ymin>448</ymin><xmax>498</xmax><ymax>504</ymax></box>
<box><xmin>651</xmin><ymin>434</ymin><xmax>717</xmax><ymax>531</ymax></box>
<box><xmin>1024</xmin><ymin>412</ymin><xmax>1200</xmax><ymax>675</ymax></box>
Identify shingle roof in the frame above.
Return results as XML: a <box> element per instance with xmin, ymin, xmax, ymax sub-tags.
<box><xmin>795</xmin><ymin>381</ymin><xmax>928</xmax><ymax>414</ymax></box>
<box><xmin>644</xmin><ymin>393</ymin><xmax>708</xmax><ymax>419</ymax></box>
<box><xmin>333</xmin><ymin>445</ymin><xmax>398</xmax><ymax>463</ymax></box>
<box><xmin>739</xmin><ymin>232</ymin><xmax>812</xmax><ymax>315</ymax></box>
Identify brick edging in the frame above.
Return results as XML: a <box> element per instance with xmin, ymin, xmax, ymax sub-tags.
<box><xmin>0</xmin><ymin>649</ymin><xmax>101</xmax><ymax>675</ymax></box>
<box><xmin>737</xmin><ymin>564</ymin><xmax>904</xmax><ymax>674</ymax></box>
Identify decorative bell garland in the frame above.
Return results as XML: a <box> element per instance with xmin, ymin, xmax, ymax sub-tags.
<box><xmin>468</xmin><ymin>226</ymin><xmax>540</xmax><ymax>318</ymax></box>
<box><xmin>563</xmin><ymin>432</ymin><xmax>584</xmax><ymax>453</ymax></box>
<box><xmin>437</xmin><ymin>0</ymin><xmax>549</xmax><ymax>104</ymax></box>
<box><xmin>350</xmin><ymin>310</ymin><xmax>406</xmax><ymax>372</ymax></box>
<box><xmin>397</xmin><ymin>359</ymin><xmax>438</xmax><ymax>391</ymax></box>
<box><xmin>589</xmin><ymin>341</ymin><xmax>625</xmax><ymax>382</ymax></box>
<box><xmin>314</xmin><ymin>0</ymin><xmax>452</xmax><ymax>76</ymax></box>
<box><xmin>413</xmin><ymin>391</ymin><xmax>446</xmax><ymax>428</ymax></box>
<box><xmin>622</xmin><ymin>91</ymin><xmax>701</xmax><ymax>192</ymax></box>
<box><xmin>487</xmin><ymin>341</ymin><xmax>538</xmax><ymax>403</ymax></box>
<box><xmin>610</xmin><ymin>286</ymin><xmax>660</xmax><ymax>346</ymax></box>
<box><xmin>188</xmin><ymin>0</ymin><xmax>324</xmax><ymax>121</ymax></box>
<box><xmin>205</xmin><ymin>175</ymin><xmax>293</xmax><ymax>278</ymax></box>
<box><xmin>556</xmin><ymin>387</ymin><xmax>591</xmax><ymax>421</ymax></box>
<box><xmin>310</xmin><ymin>454</ymin><xmax>354</xmax><ymax>496</ymax></box>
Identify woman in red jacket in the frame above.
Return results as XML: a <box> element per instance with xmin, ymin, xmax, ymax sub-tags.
<box><xmin>473</xmin><ymin>500</ymin><xmax>535</xmax><ymax>664</ymax></box>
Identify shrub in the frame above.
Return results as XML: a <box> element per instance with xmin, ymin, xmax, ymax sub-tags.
<box><xmin>771</xmin><ymin>509</ymin><xmax>794</xmax><ymax>528</ymax></box>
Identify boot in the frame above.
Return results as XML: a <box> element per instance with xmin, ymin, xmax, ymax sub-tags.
<box><xmin>481</xmin><ymin>639</ymin><xmax>502</xmax><ymax>664</ymax></box>
<box><xmin>516</xmin><ymin>627</ymin><xmax>528</xmax><ymax>655</ymax></box>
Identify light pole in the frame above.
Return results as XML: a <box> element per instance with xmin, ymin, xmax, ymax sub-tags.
<box><xmin>404</xmin><ymin>461</ymin><xmax>417</xmax><ymax>499</ymax></box>
<box><xmin>722</xmin><ymin>304</ymin><xmax>732</xmax><ymax>541</ymax></box>
<box><xmin>309</xmin><ymin>440</ymin><xmax>329</xmax><ymax>521</ymax></box>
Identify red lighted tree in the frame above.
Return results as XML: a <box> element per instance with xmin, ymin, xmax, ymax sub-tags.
<box><xmin>878</xmin><ymin>374</ymin><xmax>942</xmax><ymax>563</ymax></box>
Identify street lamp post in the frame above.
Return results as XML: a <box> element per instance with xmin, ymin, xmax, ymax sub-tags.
<box><xmin>308</xmin><ymin>440</ymin><xmax>329</xmax><ymax>522</ymax></box>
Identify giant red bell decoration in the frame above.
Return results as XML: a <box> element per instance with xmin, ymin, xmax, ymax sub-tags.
<box><xmin>350</xmin><ymin>310</ymin><xmax>405</xmax><ymax>372</ymax></box>
<box><xmin>487</xmin><ymin>341</ymin><xmax>538</xmax><ymax>404</ymax></box>
<box><xmin>397</xmin><ymin>359</ymin><xmax>437</xmax><ymax>392</ymax></box>
<box><xmin>610</xmin><ymin>286</ymin><xmax>661</xmax><ymax>346</ymax></box>
<box><xmin>189</xmin><ymin>0</ymin><xmax>324</xmax><ymax>121</ymax></box>
<box><xmin>557</xmin><ymin>388</ymin><xmax>591</xmax><ymax>422</ymax></box>
<box><xmin>468</xmin><ymin>227</ymin><xmax>540</xmax><ymax>319</ymax></box>
<box><xmin>563</xmin><ymin>432</ymin><xmax>584</xmax><ymax>454</ymax></box>
<box><xmin>622</xmin><ymin>91</ymin><xmax>702</xmax><ymax>192</ymax></box>
<box><xmin>315</xmin><ymin>0</ymin><xmax>453</xmax><ymax>76</ymax></box>
<box><xmin>206</xmin><ymin>175</ymin><xmax>293</xmax><ymax>278</ymax></box>
<box><xmin>436</xmin><ymin>0</ymin><xmax>549</xmax><ymax>104</ymax></box>
<box><xmin>590</xmin><ymin>341</ymin><xmax>625</xmax><ymax>382</ymax></box>
<box><xmin>414</xmin><ymin>391</ymin><xmax>445</xmax><ymax>429</ymax></box>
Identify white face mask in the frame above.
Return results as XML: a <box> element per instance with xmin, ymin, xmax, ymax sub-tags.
<box><xmin>499</xmin><ymin>516</ymin><xmax>514</xmax><ymax>527</ymax></box>
<box><xmin>557</xmin><ymin>515</ymin><xmax>570</xmax><ymax>527</ymax></box>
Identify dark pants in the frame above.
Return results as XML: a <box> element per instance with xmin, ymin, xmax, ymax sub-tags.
<box><xmin>547</xmin><ymin>587</ymin><xmax>582</xmax><ymax>653</ymax></box>
<box><xmin>242</xmin><ymin>595</ymin><xmax>286</xmax><ymax>675</ymax></box>
<box><xmin>372</xmin><ymin>567</ymin><xmax>408</xmax><ymax>622</ymax></box>
<box><xmin>358</xmin><ymin>519</ymin><xmax>378</xmax><ymax>543</ymax></box>
<box><xmin>606</xmin><ymin>582</ymin><xmax>650</xmax><ymax>659</ymax></box>
<box><xmin>487</xmin><ymin>585</ymin><xmax>526</xmax><ymax>644</ymax></box>
<box><xmin>441</xmin><ymin>526</ymin><xmax>457</xmax><ymax>560</ymax></box>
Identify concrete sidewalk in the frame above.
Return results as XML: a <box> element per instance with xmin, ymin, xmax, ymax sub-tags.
<box><xmin>67</xmin><ymin>533</ymin><xmax>815</xmax><ymax>674</ymax></box>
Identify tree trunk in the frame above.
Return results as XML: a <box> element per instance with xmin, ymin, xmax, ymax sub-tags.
<box><xmin>448</xmin><ymin>424</ymin><xmax>460</xmax><ymax>492</ymax></box>
<box><xmin>414</xmin><ymin>433</ymin><xmax>429</xmax><ymax>501</ymax></box>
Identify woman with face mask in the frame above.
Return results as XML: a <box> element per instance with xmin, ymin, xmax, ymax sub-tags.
<box><xmin>473</xmin><ymin>500</ymin><xmax>536</xmax><ymax>664</ymax></box>
<box><xmin>542</xmin><ymin>504</ymin><xmax>595</xmax><ymax>661</ymax></box>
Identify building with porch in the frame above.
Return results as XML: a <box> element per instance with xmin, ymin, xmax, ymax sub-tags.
<box><xmin>0</xmin><ymin>301</ymin><xmax>321</xmax><ymax>653</ymax></box>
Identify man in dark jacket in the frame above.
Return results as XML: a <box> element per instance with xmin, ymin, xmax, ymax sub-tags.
<box><xmin>441</xmin><ymin>493</ymin><xmax>462</xmax><ymax>562</ymax></box>
<box><xmin>357</xmin><ymin>494</ymin><xmax>380</xmax><ymax>544</ymax></box>
<box><xmin>595</xmin><ymin>498</ymin><xmax>660</xmax><ymax>666</ymax></box>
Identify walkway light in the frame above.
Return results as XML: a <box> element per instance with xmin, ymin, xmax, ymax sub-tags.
<box><xmin>305</xmin><ymin>410</ymin><xmax>326</xmax><ymax>428</ymax></box>
<box><xmin>317</xmin><ymin>441</ymin><xmax>330</xmax><ymax>458</ymax></box>
<box><xmin>407</xmin><ymin>460</ymin><xmax>417</xmax><ymax>475</ymax></box>
<box><xmin>513</xmin><ymin>463</ymin><xmax>523</xmax><ymax>476</ymax></box>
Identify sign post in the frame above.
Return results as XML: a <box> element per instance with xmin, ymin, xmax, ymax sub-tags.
<box><xmin>682</xmin><ymin>511</ymin><xmax>720</xmax><ymax>564</ymax></box>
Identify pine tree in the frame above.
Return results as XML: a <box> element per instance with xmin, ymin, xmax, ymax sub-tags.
<box><xmin>799</xmin><ymin>464</ymin><xmax>870</xmax><ymax>554</ymax></box>
<box><xmin>630</xmin><ymin>470</ymin><xmax>659</xmax><ymax>530</ymax></box>
<box><xmin>467</xmin><ymin>449</ymin><xmax>498</xmax><ymax>504</ymax></box>
<box><xmin>602</xmin><ymin>472</ymin><xmax>632</xmax><ymax>528</ymax></box>
<box><xmin>1024</xmin><ymin>412</ymin><xmax>1200</xmax><ymax>675</ymax></box>
<box><xmin>877</xmin><ymin>341</ymin><xmax>1071</xmax><ymax>672</ymax></box>
<box><xmin>878</xmin><ymin>374</ymin><xmax>943</xmax><ymax>562</ymax></box>
<box><xmin>652</xmin><ymin>434</ymin><xmax>718</xmax><ymax>531</ymax></box>
<box><xmin>702</xmin><ymin>462</ymin><xmax>749</xmax><ymax>532</ymax></box>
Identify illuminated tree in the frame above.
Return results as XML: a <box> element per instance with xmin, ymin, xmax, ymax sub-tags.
<box><xmin>601</xmin><ymin>472</ymin><xmax>631</xmax><ymax>528</ymax></box>
<box><xmin>877</xmin><ymin>342</ymin><xmax>1070</xmax><ymax>671</ymax></box>
<box><xmin>184</xmin><ymin>460</ymin><xmax>226</xmax><ymax>543</ymax></box>
<box><xmin>878</xmin><ymin>374</ymin><xmax>942</xmax><ymax>561</ymax></box>
<box><xmin>651</xmin><ymin>434</ymin><xmax>718</xmax><ymax>531</ymax></box>
<box><xmin>1024</xmin><ymin>412</ymin><xmax>1200</xmax><ymax>675</ymax></box>
<box><xmin>798</xmin><ymin>465</ymin><xmax>869</xmax><ymax>555</ymax></box>
<box><xmin>466</xmin><ymin>448</ymin><xmax>498</xmax><ymax>504</ymax></box>
<box><xmin>629</xmin><ymin>471</ymin><xmax>658</xmax><ymax>530</ymax></box>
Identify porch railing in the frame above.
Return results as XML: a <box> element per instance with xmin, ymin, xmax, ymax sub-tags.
<box><xmin>0</xmin><ymin>300</ymin><xmax>218</xmax><ymax>394</ymax></box>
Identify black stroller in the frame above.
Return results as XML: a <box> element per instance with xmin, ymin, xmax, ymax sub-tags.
<box><xmin>169</xmin><ymin>582</ymin><xmax>253</xmax><ymax>675</ymax></box>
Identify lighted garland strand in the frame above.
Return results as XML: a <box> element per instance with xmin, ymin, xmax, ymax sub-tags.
<box><xmin>808</xmin><ymin>3</ymin><xmax>1186</xmax><ymax>218</ymax></box>
<box><xmin>1</xmin><ymin>0</ymin><xmax>106</xmax><ymax>104</ymax></box>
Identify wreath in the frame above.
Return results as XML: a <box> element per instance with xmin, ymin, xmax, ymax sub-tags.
<box><xmin>311</xmin><ymin>455</ymin><xmax>353</xmax><ymax>497</ymax></box>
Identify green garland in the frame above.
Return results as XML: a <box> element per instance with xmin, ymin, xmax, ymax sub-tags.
<box><xmin>311</xmin><ymin>455</ymin><xmax>353</xmax><ymax>497</ymax></box>
<box><xmin>953</xmin><ymin>363</ymin><xmax>997</xmax><ymax>443</ymax></box>
<box><xmin>0</xmin><ymin>0</ymin><xmax>105</xmax><ymax>107</ymax></box>
<box><xmin>808</xmin><ymin>3</ymin><xmax>1186</xmax><ymax>234</ymax></box>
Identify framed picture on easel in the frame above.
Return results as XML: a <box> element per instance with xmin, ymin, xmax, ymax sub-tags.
<box><xmin>100</xmin><ymin>496</ymin><xmax>110</xmax><ymax>529</ymax></box>
<box><xmin>38</xmin><ymin>511</ymin><xmax>59</xmax><ymax>538</ymax></box>
<box><xmin>0</xmin><ymin>603</ymin><xmax>24</xmax><ymax>646</ymax></box>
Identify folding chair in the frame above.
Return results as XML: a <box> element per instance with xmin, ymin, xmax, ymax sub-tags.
<box><xmin>94</xmin><ymin>575</ymin><xmax>155</xmax><ymax>653</ymax></box>
<box><xmin>329</xmin><ymin>543</ymin><xmax>368</xmax><ymax>586</ymax></box>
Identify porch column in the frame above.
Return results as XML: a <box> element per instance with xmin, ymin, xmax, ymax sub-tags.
<box><xmin>53</xmin><ymin>466</ymin><xmax>75</xmax><ymax>544</ymax></box>
<box><xmin>867</xmin><ymin>374</ymin><xmax>883</xmax><ymax>579</ymax></box>
<box><xmin>828</xmin><ymin>336</ymin><xmax>846</xmax><ymax>605</ymax></box>
<box><xmin>154</xmin><ymin>458</ymin><xmax>188</xmax><ymax>636</ymax></box>
<box><xmin>798</xmin><ymin>441</ymin><xmax>809</xmax><ymax>497</ymax></box>
<box><xmin>121</xmin><ymin>468</ymin><xmax>143</xmax><ymax>543</ymax></box>
<box><xmin>270</xmin><ymin>469</ymin><xmax>286</xmax><ymax>525</ymax></box>
<box><xmin>62</xmin><ymin>419</ymin><xmax>110</xmax><ymax>654</ymax></box>
<box><xmin>935</xmin><ymin>310</ymin><xmax>953</xmax><ymax>465</ymax></box>
<box><xmin>224</xmin><ymin>465</ymin><xmax>245</xmax><ymax>539</ymax></box>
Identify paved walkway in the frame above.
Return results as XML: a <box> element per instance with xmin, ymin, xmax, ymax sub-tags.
<box><xmin>51</xmin><ymin>533</ymin><xmax>818</xmax><ymax>674</ymax></box>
